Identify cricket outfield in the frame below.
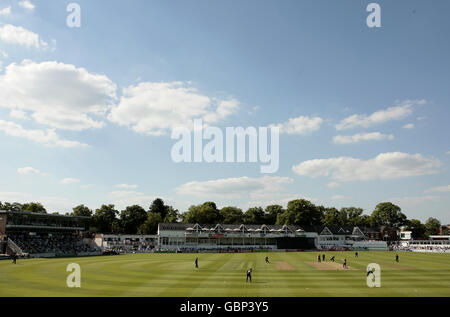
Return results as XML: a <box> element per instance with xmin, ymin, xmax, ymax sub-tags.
<box><xmin>0</xmin><ymin>251</ymin><xmax>449</xmax><ymax>297</ymax></box>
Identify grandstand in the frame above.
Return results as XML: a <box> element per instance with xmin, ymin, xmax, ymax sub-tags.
<box><xmin>0</xmin><ymin>210</ymin><xmax>101</xmax><ymax>258</ymax></box>
<box><xmin>395</xmin><ymin>235</ymin><xmax>450</xmax><ymax>253</ymax></box>
<box><xmin>94</xmin><ymin>234</ymin><xmax>157</xmax><ymax>253</ymax></box>
<box><xmin>1</xmin><ymin>210</ymin><xmax>397</xmax><ymax>258</ymax></box>
<box><xmin>157</xmin><ymin>223</ymin><xmax>316</xmax><ymax>251</ymax></box>
<box><xmin>157</xmin><ymin>223</ymin><xmax>389</xmax><ymax>252</ymax></box>
<box><xmin>316</xmin><ymin>226</ymin><xmax>389</xmax><ymax>250</ymax></box>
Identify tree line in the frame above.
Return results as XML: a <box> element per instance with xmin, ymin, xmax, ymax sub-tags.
<box><xmin>0</xmin><ymin>199</ymin><xmax>446</xmax><ymax>238</ymax></box>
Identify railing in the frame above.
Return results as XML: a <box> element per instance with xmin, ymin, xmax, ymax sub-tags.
<box><xmin>7</xmin><ymin>238</ymin><xmax>24</xmax><ymax>256</ymax></box>
<box><xmin>6</xmin><ymin>224</ymin><xmax>84</xmax><ymax>230</ymax></box>
<box><xmin>185</xmin><ymin>232</ymin><xmax>297</xmax><ymax>238</ymax></box>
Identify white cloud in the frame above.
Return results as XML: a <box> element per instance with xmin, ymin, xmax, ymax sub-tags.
<box><xmin>18</xmin><ymin>0</ymin><xmax>35</xmax><ymax>10</ymax></box>
<box><xmin>108</xmin><ymin>81</ymin><xmax>239</xmax><ymax>136</ymax></box>
<box><xmin>115</xmin><ymin>184</ymin><xmax>139</xmax><ymax>189</ymax></box>
<box><xmin>0</xmin><ymin>119</ymin><xmax>89</xmax><ymax>147</ymax></box>
<box><xmin>446</xmin><ymin>151</ymin><xmax>450</xmax><ymax>155</ymax></box>
<box><xmin>9</xmin><ymin>109</ymin><xmax>29</xmax><ymax>120</ymax></box>
<box><xmin>60</xmin><ymin>178</ymin><xmax>80</xmax><ymax>185</ymax></box>
<box><xmin>292</xmin><ymin>152</ymin><xmax>440</xmax><ymax>182</ymax></box>
<box><xmin>403</xmin><ymin>123</ymin><xmax>415</xmax><ymax>129</ymax></box>
<box><xmin>336</xmin><ymin>100</ymin><xmax>426</xmax><ymax>130</ymax></box>
<box><xmin>332</xmin><ymin>195</ymin><xmax>350</xmax><ymax>200</ymax></box>
<box><xmin>0</xmin><ymin>60</ymin><xmax>117</xmax><ymax>131</ymax></box>
<box><xmin>110</xmin><ymin>190</ymin><xmax>143</xmax><ymax>198</ymax></box>
<box><xmin>17</xmin><ymin>166</ymin><xmax>41</xmax><ymax>175</ymax></box>
<box><xmin>0</xmin><ymin>191</ymin><xmax>30</xmax><ymax>201</ymax></box>
<box><xmin>327</xmin><ymin>182</ymin><xmax>340</xmax><ymax>188</ymax></box>
<box><xmin>0</xmin><ymin>6</ymin><xmax>11</xmax><ymax>15</ymax></box>
<box><xmin>39</xmin><ymin>196</ymin><xmax>74</xmax><ymax>212</ymax></box>
<box><xmin>270</xmin><ymin>115</ymin><xmax>323</xmax><ymax>135</ymax></box>
<box><xmin>0</xmin><ymin>24</ymin><xmax>48</xmax><ymax>49</ymax></box>
<box><xmin>0</xmin><ymin>191</ymin><xmax>73</xmax><ymax>213</ymax></box>
<box><xmin>425</xmin><ymin>185</ymin><xmax>450</xmax><ymax>193</ymax></box>
<box><xmin>247</xmin><ymin>194</ymin><xmax>319</xmax><ymax>209</ymax></box>
<box><xmin>391</xmin><ymin>195</ymin><xmax>440</xmax><ymax>206</ymax></box>
<box><xmin>80</xmin><ymin>184</ymin><xmax>94</xmax><ymax>189</ymax></box>
<box><xmin>203</xmin><ymin>99</ymin><xmax>240</xmax><ymax>123</ymax></box>
<box><xmin>333</xmin><ymin>132</ymin><xmax>394</xmax><ymax>144</ymax></box>
<box><xmin>176</xmin><ymin>176</ymin><xmax>294</xmax><ymax>200</ymax></box>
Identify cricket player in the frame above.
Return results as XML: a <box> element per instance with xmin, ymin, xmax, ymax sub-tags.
<box><xmin>246</xmin><ymin>268</ymin><xmax>252</xmax><ymax>283</ymax></box>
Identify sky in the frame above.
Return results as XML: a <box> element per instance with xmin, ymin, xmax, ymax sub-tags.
<box><xmin>0</xmin><ymin>0</ymin><xmax>449</xmax><ymax>223</ymax></box>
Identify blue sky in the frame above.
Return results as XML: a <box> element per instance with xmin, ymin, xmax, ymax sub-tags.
<box><xmin>0</xmin><ymin>0</ymin><xmax>449</xmax><ymax>223</ymax></box>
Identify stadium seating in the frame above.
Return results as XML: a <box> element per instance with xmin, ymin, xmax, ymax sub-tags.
<box><xmin>7</xmin><ymin>231</ymin><xmax>100</xmax><ymax>255</ymax></box>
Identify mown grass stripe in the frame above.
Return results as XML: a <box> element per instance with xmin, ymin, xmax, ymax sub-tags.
<box><xmin>0</xmin><ymin>251</ymin><xmax>449</xmax><ymax>297</ymax></box>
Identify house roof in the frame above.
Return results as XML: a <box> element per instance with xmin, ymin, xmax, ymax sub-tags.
<box><xmin>158</xmin><ymin>223</ymin><xmax>381</xmax><ymax>235</ymax></box>
<box><xmin>158</xmin><ymin>223</ymin><xmax>304</xmax><ymax>232</ymax></box>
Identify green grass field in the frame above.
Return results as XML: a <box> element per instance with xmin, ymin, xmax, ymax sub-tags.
<box><xmin>0</xmin><ymin>251</ymin><xmax>449</xmax><ymax>297</ymax></box>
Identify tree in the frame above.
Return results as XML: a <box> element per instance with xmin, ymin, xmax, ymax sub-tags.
<box><xmin>371</xmin><ymin>202</ymin><xmax>407</xmax><ymax>229</ymax></box>
<box><xmin>356</xmin><ymin>214</ymin><xmax>372</xmax><ymax>227</ymax></box>
<box><xmin>336</xmin><ymin>208</ymin><xmax>349</xmax><ymax>226</ymax></box>
<box><xmin>322</xmin><ymin>207</ymin><xmax>340</xmax><ymax>226</ymax></box>
<box><xmin>342</xmin><ymin>207</ymin><xmax>365</xmax><ymax>226</ymax></box>
<box><xmin>0</xmin><ymin>202</ymin><xmax>23</xmax><ymax>211</ymax></box>
<box><xmin>277</xmin><ymin>199</ymin><xmax>323</xmax><ymax>226</ymax></box>
<box><xmin>322</xmin><ymin>207</ymin><xmax>368</xmax><ymax>227</ymax></box>
<box><xmin>264</xmin><ymin>205</ymin><xmax>284</xmax><ymax>225</ymax></box>
<box><xmin>425</xmin><ymin>217</ymin><xmax>441</xmax><ymax>236</ymax></box>
<box><xmin>276</xmin><ymin>209</ymin><xmax>293</xmax><ymax>225</ymax></box>
<box><xmin>71</xmin><ymin>205</ymin><xmax>93</xmax><ymax>217</ymax></box>
<box><xmin>182</xmin><ymin>202</ymin><xmax>221</xmax><ymax>224</ymax></box>
<box><xmin>149</xmin><ymin>198</ymin><xmax>170</xmax><ymax>220</ymax></box>
<box><xmin>220</xmin><ymin>207</ymin><xmax>244</xmax><ymax>224</ymax></box>
<box><xmin>138</xmin><ymin>212</ymin><xmax>163</xmax><ymax>234</ymax></box>
<box><xmin>91</xmin><ymin>204</ymin><xmax>119</xmax><ymax>233</ymax></box>
<box><xmin>406</xmin><ymin>219</ymin><xmax>426</xmax><ymax>239</ymax></box>
<box><xmin>164</xmin><ymin>207</ymin><xmax>180</xmax><ymax>223</ymax></box>
<box><xmin>71</xmin><ymin>204</ymin><xmax>93</xmax><ymax>231</ymax></box>
<box><xmin>22</xmin><ymin>202</ymin><xmax>47</xmax><ymax>213</ymax></box>
<box><xmin>119</xmin><ymin>205</ymin><xmax>148</xmax><ymax>234</ymax></box>
<box><xmin>111</xmin><ymin>219</ymin><xmax>123</xmax><ymax>234</ymax></box>
<box><xmin>243</xmin><ymin>207</ymin><xmax>265</xmax><ymax>224</ymax></box>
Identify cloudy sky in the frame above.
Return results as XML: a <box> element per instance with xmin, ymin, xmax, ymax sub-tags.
<box><xmin>0</xmin><ymin>0</ymin><xmax>449</xmax><ymax>223</ymax></box>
